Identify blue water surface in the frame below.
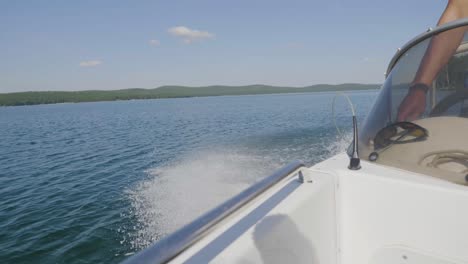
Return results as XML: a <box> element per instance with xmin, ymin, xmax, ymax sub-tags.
<box><xmin>0</xmin><ymin>91</ymin><xmax>376</xmax><ymax>263</ymax></box>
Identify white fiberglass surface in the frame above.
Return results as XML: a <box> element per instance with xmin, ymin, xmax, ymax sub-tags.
<box><xmin>169</xmin><ymin>154</ymin><xmax>468</xmax><ymax>264</ymax></box>
<box><xmin>171</xmin><ymin>169</ymin><xmax>338</xmax><ymax>264</ymax></box>
<box><xmin>335</xmin><ymin>156</ymin><xmax>468</xmax><ymax>264</ymax></box>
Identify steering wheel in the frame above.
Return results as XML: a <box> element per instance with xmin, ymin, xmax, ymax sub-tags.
<box><xmin>430</xmin><ymin>89</ymin><xmax>468</xmax><ymax>117</ymax></box>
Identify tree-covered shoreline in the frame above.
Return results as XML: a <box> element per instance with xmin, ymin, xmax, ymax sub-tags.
<box><xmin>0</xmin><ymin>84</ymin><xmax>380</xmax><ymax>106</ymax></box>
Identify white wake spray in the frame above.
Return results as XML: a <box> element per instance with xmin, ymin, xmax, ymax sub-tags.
<box><xmin>126</xmin><ymin>149</ymin><xmax>281</xmax><ymax>250</ymax></box>
<box><xmin>125</xmin><ymin>131</ymin><xmax>353</xmax><ymax>252</ymax></box>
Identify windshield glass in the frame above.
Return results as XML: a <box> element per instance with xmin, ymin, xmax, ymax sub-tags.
<box><xmin>359</xmin><ymin>24</ymin><xmax>468</xmax><ymax>184</ymax></box>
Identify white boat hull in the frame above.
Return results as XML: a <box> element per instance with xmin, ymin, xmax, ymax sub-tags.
<box><xmin>169</xmin><ymin>153</ymin><xmax>468</xmax><ymax>264</ymax></box>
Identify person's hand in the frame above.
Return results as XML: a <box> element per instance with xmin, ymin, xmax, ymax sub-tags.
<box><xmin>397</xmin><ymin>88</ymin><xmax>427</xmax><ymax>121</ymax></box>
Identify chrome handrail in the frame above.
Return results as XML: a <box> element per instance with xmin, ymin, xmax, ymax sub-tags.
<box><xmin>123</xmin><ymin>160</ymin><xmax>305</xmax><ymax>264</ymax></box>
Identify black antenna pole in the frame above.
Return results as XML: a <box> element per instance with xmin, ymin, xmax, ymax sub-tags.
<box><xmin>348</xmin><ymin>115</ymin><xmax>361</xmax><ymax>170</ymax></box>
<box><xmin>332</xmin><ymin>93</ymin><xmax>361</xmax><ymax>170</ymax></box>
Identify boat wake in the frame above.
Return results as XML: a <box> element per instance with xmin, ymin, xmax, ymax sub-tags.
<box><xmin>125</xmin><ymin>132</ymin><xmax>352</xmax><ymax>252</ymax></box>
<box><xmin>125</xmin><ymin>149</ymin><xmax>280</xmax><ymax>251</ymax></box>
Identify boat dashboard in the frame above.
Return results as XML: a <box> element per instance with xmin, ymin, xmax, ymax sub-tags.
<box><xmin>357</xmin><ymin>23</ymin><xmax>468</xmax><ymax>184</ymax></box>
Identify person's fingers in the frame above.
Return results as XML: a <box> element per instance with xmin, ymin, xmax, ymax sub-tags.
<box><xmin>397</xmin><ymin>103</ymin><xmax>411</xmax><ymax>121</ymax></box>
<box><xmin>406</xmin><ymin>110</ymin><xmax>420</xmax><ymax>122</ymax></box>
<box><xmin>397</xmin><ymin>111</ymin><xmax>407</xmax><ymax>122</ymax></box>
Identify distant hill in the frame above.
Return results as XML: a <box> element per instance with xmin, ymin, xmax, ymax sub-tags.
<box><xmin>0</xmin><ymin>84</ymin><xmax>380</xmax><ymax>106</ymax></box>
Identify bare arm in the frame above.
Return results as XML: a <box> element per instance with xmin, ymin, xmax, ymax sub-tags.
<box><xmin>398</xmin><ymin>0</ymin><xmax>468</xmax><ymax>121</ymax></box>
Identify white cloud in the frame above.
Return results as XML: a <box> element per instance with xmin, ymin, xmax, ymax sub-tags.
<box><xmin>149</xmin><ymin>39</ymin><xmax>160</xmax><ymax>46</ymax></box>
<box><xmin>168</xmin><ymin>26</ymin><xmax>214</xmax><ymax>44</ymax></box>
<box><xmin>79</xmin><ymin>60</ymin><xmax>102</xmax><ymax>67</ymax></box>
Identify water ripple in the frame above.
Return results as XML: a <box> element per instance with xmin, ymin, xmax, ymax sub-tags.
<box><xmin>0</xmin><ymin>91</ymin><xmax>376</xmax><ymax>263</ymax></box>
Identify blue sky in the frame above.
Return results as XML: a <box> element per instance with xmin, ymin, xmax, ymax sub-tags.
<box><xmin>1</xmin><ymin>0</ymin><xmax>447</xmax><ymax>92</ymax></box>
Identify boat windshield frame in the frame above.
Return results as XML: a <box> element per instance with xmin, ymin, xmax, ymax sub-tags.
<box><xmin>356</xmin><ymin>18</ymin><xmax>468</xmax><ymax>180</ymax></box>
<box><xmin>386</xmin><ymin>18</ymin><xmax>468</xmax><ymax>78</ymax></box>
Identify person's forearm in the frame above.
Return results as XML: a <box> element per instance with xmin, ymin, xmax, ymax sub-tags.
<box><xmin>413</xmin><ymin>0</ymin><xmax>468</xmax><ymax>86</ymax></box>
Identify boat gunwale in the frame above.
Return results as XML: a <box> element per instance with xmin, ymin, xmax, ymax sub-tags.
<box><xmin>122</xmin><ymin>160</ymin><xmax>306</xmax><ymax>264</ymax></box>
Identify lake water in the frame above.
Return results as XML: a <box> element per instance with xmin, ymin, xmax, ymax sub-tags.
<box><xmin>0</xmin><ymin>91</ymin><xmax>377</xmax><ymax>263</ymax></box>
